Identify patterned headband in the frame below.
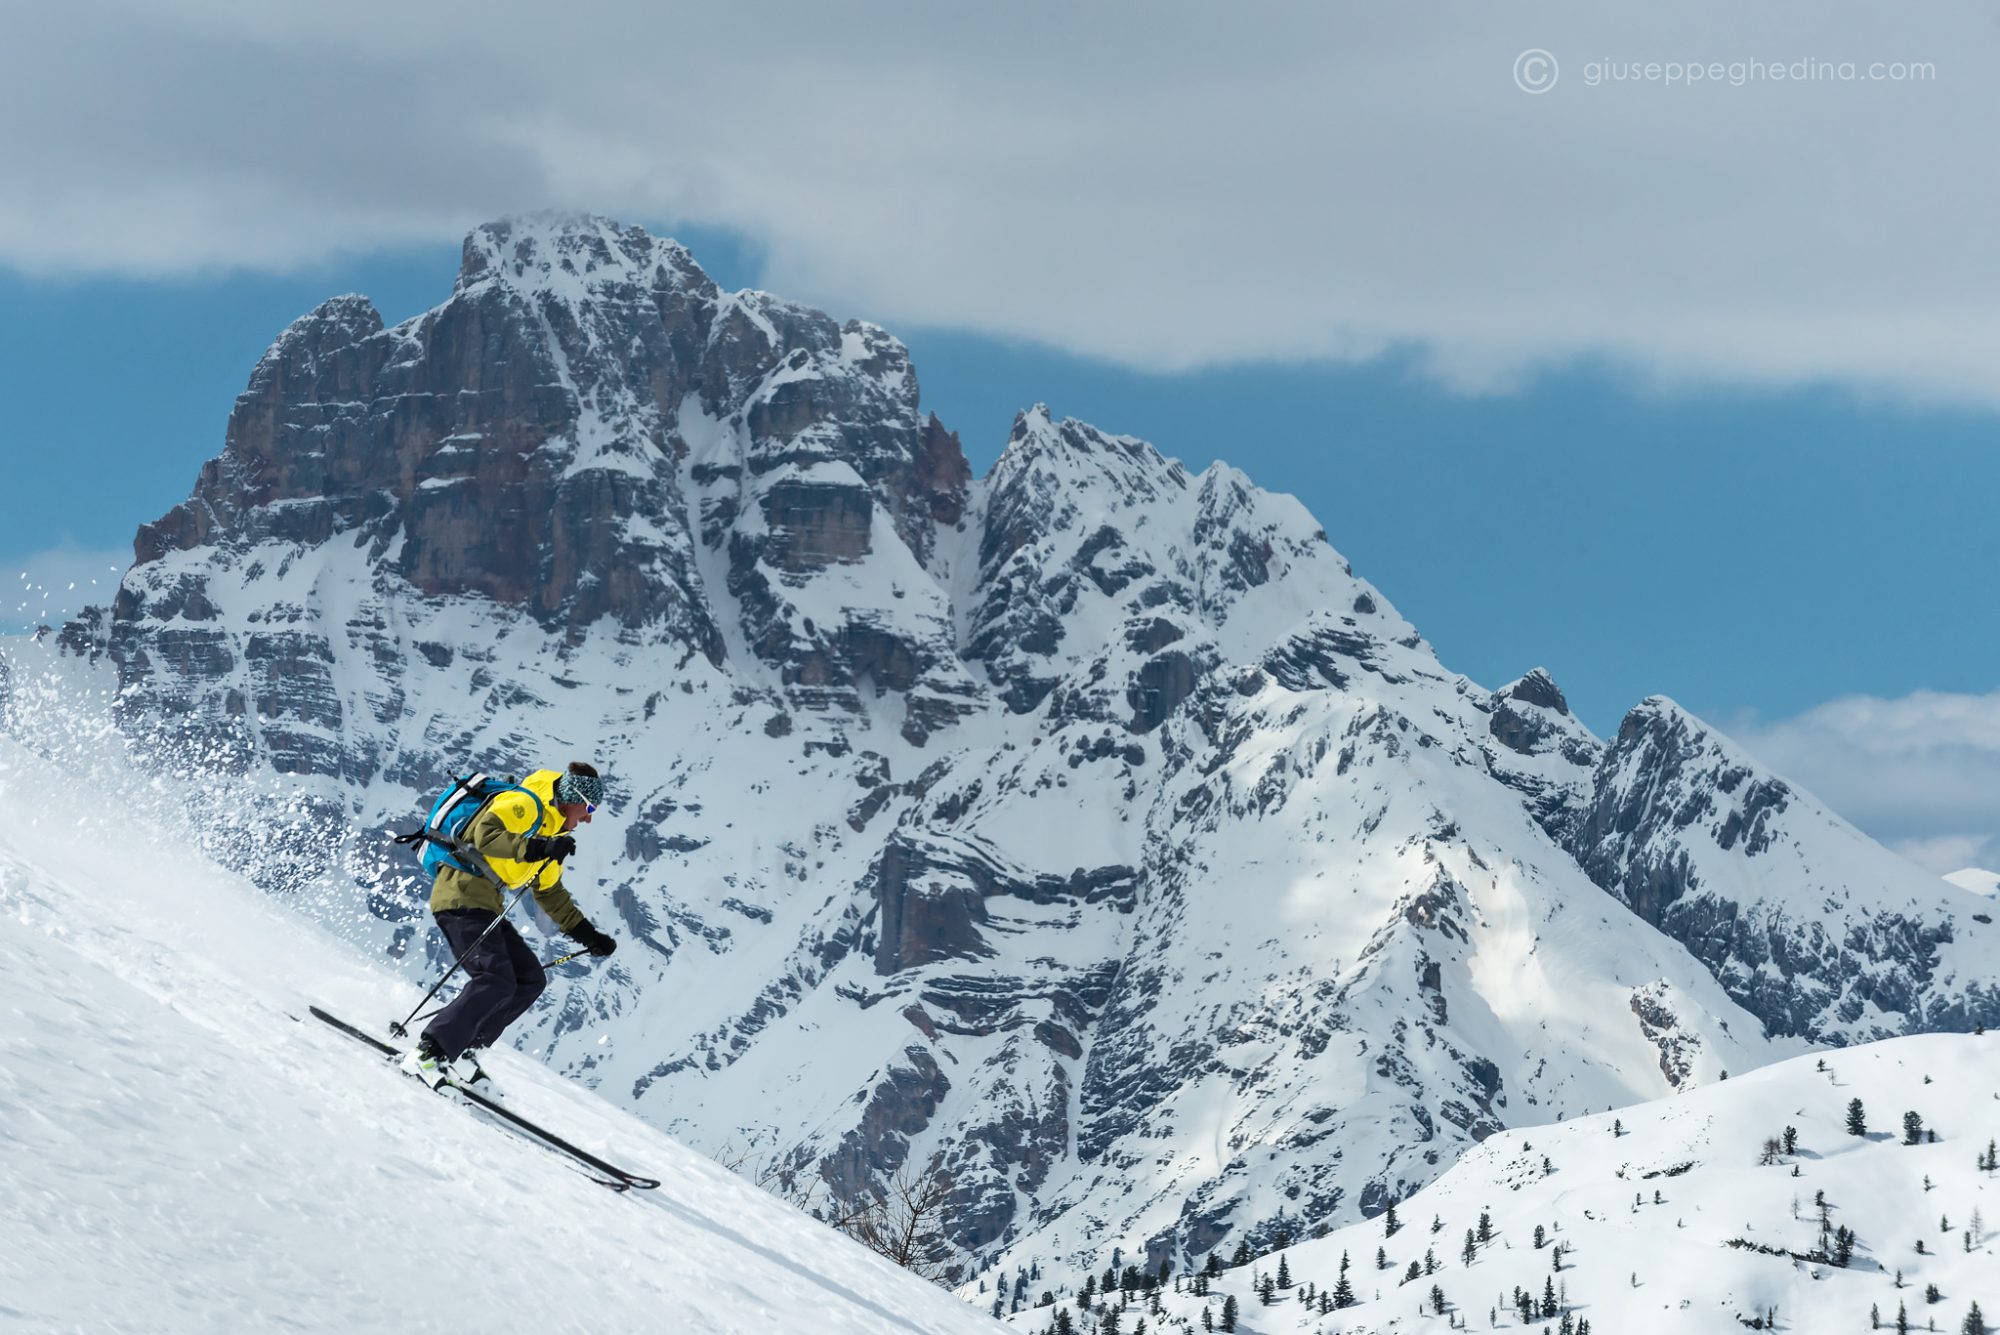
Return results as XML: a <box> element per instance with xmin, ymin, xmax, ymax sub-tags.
<box><xmin>555</xmin><ymin>771</ymin><xmax>605</xmax><ymax>807</ymax></box>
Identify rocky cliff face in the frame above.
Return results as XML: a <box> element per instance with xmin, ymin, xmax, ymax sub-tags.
<box><xmin>1567</xmin><ymin>697</ymin><xmax>1999</xmax><ymax>1041</ymax></box>
<box><xmin>48</xmin><ymin>213</ymin><xmax>1996</xmax><ymax>1288</ymax></box>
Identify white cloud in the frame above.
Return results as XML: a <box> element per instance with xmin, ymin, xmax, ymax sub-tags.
<box><xmin>1720</xmin><ymin>690</ymin><xmax>2000</xmax><ymax>875</ymax></box>
<box><xmin>3</xmin><ymin>2</ymin><xmax>1999</xmax><ymax>404</ymax></box>
<box><xmin>3</xmin><ymin>544</ymin><xmax>130</xmax><ymax>633</ymax></box>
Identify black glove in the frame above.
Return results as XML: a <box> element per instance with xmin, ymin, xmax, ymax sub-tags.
<box><xmin>572</xmin><ymin>922</ymin><xmax>617</xmax><ymax>957</ymax></box>
<box><xmin>524</xmin><ymin>834</ymin><xmax>577</xmax><ymax>863</ymax></box>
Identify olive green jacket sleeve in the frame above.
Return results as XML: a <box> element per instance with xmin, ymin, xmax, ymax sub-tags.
<box><xmin>458</xmin><ymin>802</ymin><xmax>589</xmax><ymax>934</ymax></box>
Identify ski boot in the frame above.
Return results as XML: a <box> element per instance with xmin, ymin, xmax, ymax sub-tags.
<box><xmin>399</xmin><ymin>1038</ymin><xmax>450</xmax><ymax>1091</ymax></box>
<box><xmin>446</xmin><ymin>1047</ymin><xmax>495</xmax><ymax>1092</ymax></box>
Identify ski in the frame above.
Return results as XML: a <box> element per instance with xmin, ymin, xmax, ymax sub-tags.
<box><xmin>307</xmin><ymin>1006</ymin><xmax>661</xmax><ymax>1191</ymax></box>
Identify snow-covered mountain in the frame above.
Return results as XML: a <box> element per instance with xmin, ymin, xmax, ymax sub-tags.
<box><xmin>1043</xmin><ymin>1030</ymin><xmax>1998</xmax><ymax>1335</ymax></box>
<box><xmin>34</xmin><ymin>212</ymin><xmax>1998</xmax><ymax>1287</ymax></box>
<box><xmin>1947</xmin><ymin>869</ymin><xmax>2000</xmax><ymax>898</ymax></box>
<box><xmin>0</xmin><ymin>726</ymin><xmax>1005</xmax><ymax>1335</ymax></box>
<box><xmin>1569</xmin><ymin>699</ymin><xmax>1998</xmax><ymax>1041</ymax></box>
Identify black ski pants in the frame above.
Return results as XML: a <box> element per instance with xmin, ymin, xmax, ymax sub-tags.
<box><xmin>420</xmin><ymin>909</ymin><xmax>547</xmax><ymax>1060</ymax></box>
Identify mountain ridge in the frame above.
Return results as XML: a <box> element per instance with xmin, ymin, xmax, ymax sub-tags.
<box><xmin>38</xmin><ymin>212</ymin><xmax>1996</xmax><ymax>1284</ymax></box>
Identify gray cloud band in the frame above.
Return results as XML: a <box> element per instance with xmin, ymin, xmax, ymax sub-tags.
<box><xmin>2</xmin><ymin>1</ymin><xmax>1995</xmax><ymax>404</ymax></box>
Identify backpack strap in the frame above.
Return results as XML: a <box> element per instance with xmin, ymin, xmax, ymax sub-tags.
<box><xmin>391</xmin><ymin>772</ymin><xmax>491</xmax><ymax>850</ymax></box>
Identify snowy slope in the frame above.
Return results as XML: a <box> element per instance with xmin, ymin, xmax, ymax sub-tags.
<box><xmin>1025</xmin><ymin>1033</ymin><xmax>2000</xmax><ymax>1334</ymax></box>
<box><xmin>1946</xmin><ymin>868</ymin><xmax>2000</xmax><ymax>898</ymax></box>
<box><xmin>0</xmin><ymin>730</ymin><xmax>1003</xmax><ymax>1335</ymax></box>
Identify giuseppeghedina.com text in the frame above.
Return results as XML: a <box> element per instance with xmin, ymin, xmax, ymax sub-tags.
<box><xmin>1582</xmin><ymin>57</ymin><xmax>1936</xmax><ymax>87</ymax></box>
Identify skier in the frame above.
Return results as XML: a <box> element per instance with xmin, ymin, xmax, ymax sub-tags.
<box><xmin>400</xmin><ymin>761</ymin><xmax>617</xmax><ymax>1089</ymax></box>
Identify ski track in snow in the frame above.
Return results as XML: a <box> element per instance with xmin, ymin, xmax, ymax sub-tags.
<box><xmin>0</xmin><ymin>733</ymin><xmax>1002</xmax><ymax>1335</ymax></box>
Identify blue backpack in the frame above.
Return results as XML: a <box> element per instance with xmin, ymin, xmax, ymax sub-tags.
<box><xmin>393</xmin><ymin>772</ymin><xmax>547</xmax><ymax>881</ymax></box>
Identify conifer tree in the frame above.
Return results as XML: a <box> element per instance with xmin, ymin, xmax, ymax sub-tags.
<box><xmin>1848</xmin><ymin>1098</ymin><xmax>1868</xmax><ymax>1136</ymax></box>
<box><xmin>1899</xmin><ymin>1302</ymin><xmax>1911</xmax><ymax>1334</ymax></box>
<box><xmin>1542</xmin><ymin>1274</ymin><xmax>1558</xmax><ymax>1318</ymax></box>
<box><xmin>1275</xmin><ymin>1254</ymin><xmax>1291</xmax><ymax>1290</ymax></box>
<box><xmin>1478</xmin><ymin>1209</ymin><xmax>1493</xmax><ymax>1243</ymax></box>
<box><xmin>1784</xmin><ymin>1125</ymin><xmax>1799</xmax><ymax>1154</ymax></box>
<box><xmin>1229</xmin><ymin>1239</ymin><xmax>1249</xmax><ymax>1268</ymax></box>
<box><xmin>1331</xmin><ymin>1268</ymin><xmax>1356</xmax><ymax>1309</ymax></box>
<box><xmin>1383</xmin><ymin>1197</ymin><xmax>1400</xmax><ymax>1235</ymax></box>
<box><xmin>1906</xmin><ymin>1111</ymin><xmax>1926</xmax><ymax>1145</ymax></box>
<box><xmin>1404</xmin><ymin>1260</ymin><xmax>1421</xmax><ymax>1284</ymax></box>
<box><xmin>1462</xmin><ymin>1228</ymin><xmax>1478</xmax><ymax>1266</ymax></box>
<box><xmin>1375</xmin><ymin>1245</ymin><xmax>1387</xmax><ymax>1270</ymax></box>
<box><xmin>1200</xmin><ymin>1308</ymin><xmax>1211</xmax><ymax>1332</ymax></box>
<box><xmin>1964</xmin><ymin>1301</ymin><xmax>1986</xmax><ymax>1335</ymax></box>
<box><xmin>1430</xmin><ymin>1283</ymin><xmax>1446</xmax><ymax>1315</ymax></box>
<box><xmin>1534</xmin><ymin>1224</ymin><xmax>1547</xmax><ymax>1249</ymax></box>
<box><xmin>1219</xmin><ymin>1294</ymin><xmax>1238</xmax><ymax>1331</ymax></box>
<box><xmin>1424</xmin><ymin>1246</ymin><xmax>1437</xmax><ymax>1275</ymax></box>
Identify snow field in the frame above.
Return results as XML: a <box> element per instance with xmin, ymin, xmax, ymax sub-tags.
<box><xmin>0</xmin><ymin>731</ymin><xmax>1003</xmax><ymax>1334</ymax></box>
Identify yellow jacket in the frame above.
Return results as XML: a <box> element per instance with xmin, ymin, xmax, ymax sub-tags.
<box><xmin>427</xmin><ymin>769</ymin><xmax>587</xmax><ymax>933</ymax></box>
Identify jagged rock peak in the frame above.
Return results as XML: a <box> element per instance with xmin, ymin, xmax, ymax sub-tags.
<box><xmin>1594</xmin><ymin>695</ymin><xmax>1790</xmax><ymax>821</ymax></box>
<box><xmin>1503</xmin><ymin>667</ymin><xmax>1571</xmax><ymax>716</ymax></box>
<box><xmin>456</xmin><ymin>213</ymin><xmax>715</xmax><ymax>301</ymax></box>
<box><xmin>1612</xmin><ymin>694</ymin><xmax>1722</xmax><ymax>754</ymax></box>
<box><xmin>993</xmin><ymin>404</ymin><xmax>1190</xmax><ymax>490</ymax></box>
<box><xmin>259</xmin><ymin>294</ymin><xmax>384</xmax><ymax>364</ymax></box>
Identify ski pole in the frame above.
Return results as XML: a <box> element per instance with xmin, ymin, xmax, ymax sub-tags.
<box><xmin>390</xmin><ymin>858</ymin><xmax>553</xmax><ymax>1038</ymax></box>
